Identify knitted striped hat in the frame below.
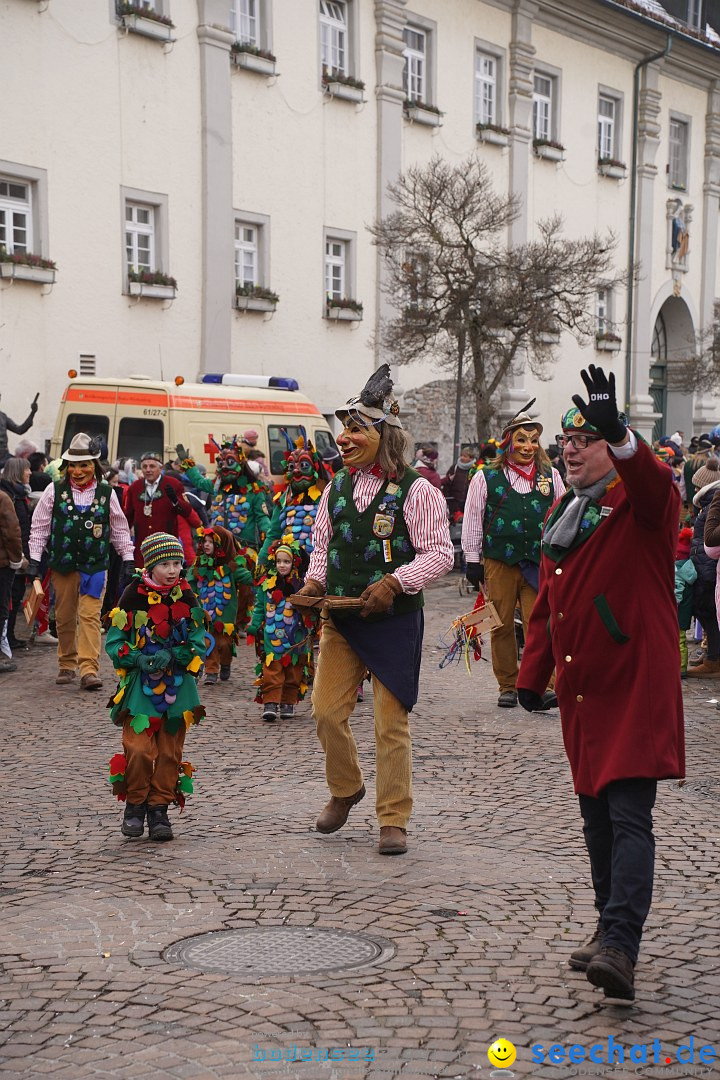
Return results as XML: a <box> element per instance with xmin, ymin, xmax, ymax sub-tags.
<box><xmin>140</xmin><ymin>532</ymin><xmax>184</xmax><ymax>570</ymax></box>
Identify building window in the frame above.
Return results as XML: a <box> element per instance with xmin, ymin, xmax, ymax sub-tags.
<box><xmin>598</xmin><ymin>95</ymin><xmax>616</xmax><ymax>159</ymax></box>
<box><xmin>230</xmin><ymin>0</ymin><xmax>259</xmax><ymax>45</ymax></box>
<box><xmin>669</xmin><ymin>118</ymin><xmax>689</xmax><ymax>190</ymax></box>
<box><xmin>0</xmin><ymin>177</ymin><xmax>31</xmax><ymax>256</ymax></box>
<box><xmin>687</xmin><ymin>0</ymin><xmax>702</xmax><ymax>29</ymax></box>
<box><xmin>404</xmin><ymin>26</ymin><xmax>427</xmax><ymax>104</ymax></box>
<box><xmin>235</xmin><ymin>224</ymin><xmax>258</xmax><ymax>288</ymax></box>
<box><xmin>325</xmin><ymin>239</ymin><xmax>346</xmax><ymax>300</ymax></box>
<box><xmin>596</xmin><ymin>288</ymin><xmax>612</xmax><ymax>335</ymax></box>
<box><xmin>475</xmin><ymin>52</ymin><xmax>497</xmax><ymax>126</ymax></box>
<box><xmin>125</xmin><ymin>202</ymin><xmax>155</xmax><ymax>272</ymax></box>
<box><xmin>533</xmin><ymin>73</ymin><xmax>554</xmax><ymax>141</ymax></box>
<box><xmin>320</xmin><ymin>0</ymin><xmax>347</xmax><ymax>77</ymax></box>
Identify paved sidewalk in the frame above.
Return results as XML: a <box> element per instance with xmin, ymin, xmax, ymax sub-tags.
<box><xmin>1</xmin><ymin>576</ymin><xmax>719</xmax><ymax>1079</ymax></box>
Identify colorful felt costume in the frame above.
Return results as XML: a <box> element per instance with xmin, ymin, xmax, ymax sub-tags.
<box><xmin>105</xmin><ymin>570</ymin><xmax>206</xmax><ymax>809</ymax></box>
<box><xmin>257</xmin><ymin>434</ymin><xmax>329</xmax><ymax>567</ymax></box>
<box><xmin>186</xmin><ymin>525</ymin><xmax>255</xmax><ymax>675</ymax></box>
<box><xmin>247</xmin><ymin>536</ymin><xmax>315</xmax><ymax>705</ymax></box>
<box><xmin>178</xmin><ymin>436</ymin><xmax>270</xmax><ymax>552</ymax></box>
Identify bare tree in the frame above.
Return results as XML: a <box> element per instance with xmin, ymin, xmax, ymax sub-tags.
<box><xmin>369</xmin><ymin>155</ymin><xmax>621</xmax><ymax>439</ymax></box>
<box><xmin>666</xmin><ymin>301</ymin><xmax>720</xmax><ymax>394</ymax></box>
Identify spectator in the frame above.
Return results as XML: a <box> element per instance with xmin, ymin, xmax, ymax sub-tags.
<box><xmin>686</xmin><ymin>458</ymin><xmax>720</xmax><ymax>678</ymax></box>
<box><xmin>0</xmin><ymin>458</ymin><xmax>32</xmax><ymax>651</ymax></box>
<box><xmin>321</xmin><ymin>446</ymin><xmax>343</xmax><ymax>476</ymax></box>
<box><xmin>412</xmin><ymin>446</ymin><xmax>443</xmax><ymax>489</ymax></box>
<box><xmin>442</xmin><ymin>446</ymin><xmax>475</xmax><ymax>513</ymax></box>
<box><xmin>28</xmin><ymin>452</ymin><xmax>52</xmax><ymax>492</ymax></box>
<box><xmin>0</xmin><ymin>391</ymin><xmax>38</xmax><ymax>466</ymax></box>
<box><xmin>0</xmin><ymin>487</ymin><xmax>25</xmax><ymax>673</ymax></box>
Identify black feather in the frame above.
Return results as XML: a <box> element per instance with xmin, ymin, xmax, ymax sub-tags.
<box><xmin>358</xmin><ymin>363</ymin><xmax>394</xmax><ymax>409</ymax></box>
<box><xmin>88</xmin><ymin>436</ymin><xmax>103</xmax><ymax>458</ymax></box>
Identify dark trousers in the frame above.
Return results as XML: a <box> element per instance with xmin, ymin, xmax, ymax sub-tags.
<box><xmin>7</xmin><ymin>571</ymin><xmax>26</xmax><ymax>645</ymax></box>
<box><xmin>692</xmin><ymin>581</ymin><xmax>720</xmax><ymax>660</ymax></box>
<box><xmin>0</xmin><ymin>566</ymin><xmax>15</xmax><ymax>640</ymax></box>
<box><xmin>578</xmin><ymin>778</ymin><xmax>657</xmax><ymax>964</ymax></box>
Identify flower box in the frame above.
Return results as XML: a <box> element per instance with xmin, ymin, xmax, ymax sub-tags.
<box><xmin>538</xmin><ymin>330</ymin><xmax>560</xmax><ymax>345</ymax></box>
<box><xmin>477</xmin><ymin>124</ymin><xmax>510</xmax><ymax>147</ymax></box>
<box><xmin>595</xmin><ymin>334</ymin><xmax>622</xmax><ymax>352</ymax></box>
<box><xmin>598</xmin><ymin>159</ymin><xmax>627</xmax><ymax>180</ymax></box>
<box><xmin>231</xmin><ymin>46</ymin><xmax>276</xmax><ymax>77</ymax></box>
<box><xmin>533</xmin><ymin>140</ymin><xmax>565</xmax><ymax>162</ymax></box>
<box><xmin>325</xmin><ymin>300</ymin><xmax>363</xmax><ymax>322</ymax></box>
<box><xmin>235</xmin><ymin>289</ymin><xmax>278</xmax><ymax>313</ymax></box>
<box><xmin>129</xmin><ymin>280</ymin><xmax>176</xmax><ymax>299</ymax></box>
<box><xmin>404</xmin><ymin>101</ymin><xmax>442</xmax><ymax>128</ymax></box>
<box><xmin>119</xmin><ymin>12</ymin><xmax>175</xmax><ymax>42</ymax></box>
<box><xmin>323</xmin><ymin>78</ymin><xmax>365</xmax><ymax>104</ymax></box>
<box><xmin>0</xmin><ymin>260</ymin><xmax>56</xmax><ymax>284</ymax></box>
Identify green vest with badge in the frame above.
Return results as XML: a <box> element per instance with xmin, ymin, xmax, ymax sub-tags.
<box><xmin>482</xmin><ymin>465</ymin><xmax>554</xmax><ymax>566</ymax></box>
<box><xmin>49</xmin><ymin>479</ymin><xmax>113</xmax><ymax>574</ymax></box>
<box><xmin>326</xmin><ymin>467</ymin><xmax>423</xmax><ymax>616</ymax></box>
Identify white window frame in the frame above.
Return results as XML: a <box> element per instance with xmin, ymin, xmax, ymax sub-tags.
<box><xmin>111</xmin><ymin>0</ymin><xmax>169</xmax><ymax>22</ymax></box>
<box><xmin>596</xmin><ymin>288</ymin><xmax>613</xmax><ymax>335</ymax></box>
<box><xmin>230</xmin><ymin>0</ymin><xmax>258</xmax><ymax>45</ymax></box>
<box><xmin>325</xmin><ymin>239</ymin><xmax>346</xmax><ymax>300</ymax></box>
<box><xmin>668</xmin><ymin>115</ymin><xmax>690</xmax><ymax>191</ymax></box>
<box><xmin>0</xmin><ymin>160</ymin><xmax>49</xmax><ymax>259</ymax></box>
<box><xmin>0</xmin><ymin>178</ymin><xmax>32</xmax><ymax>256</ymax></box>
<box><xmin>125</xmin><ymin>202</ymin><xmax>156</xmax><ymax>273</ymax></box>
<box><xmin>323</xmin><ymin>227</ymin><xmax>357</xmax><ymax>305</ymax></box>
<box><xmin>596</xmin><ymin>86</ymin><xmax>623</xmax><ymax>163</ymax></box>
<box><xmin>475</xmin><ymin>50</ymin><xmax>497</xmax><ymax>127</ymax></box>
<box><xmin>120</xmin><ymin>186</ymin><xmax>169</xmax><ymax>290</ymax></box>
<box><xmin>319</xmin><ymin>0</ymin><xmax>348</xmax><ymax>77</ymax></box>
<box><xmin>402</xmin><ymin>13</ymin><xmax>437</xmax><ymax>108</ymax></box>
<box><xmin>234</xmin><ymin>211</ymin><xmax>270</xmax><ymax>292</ymax></box>
<box><xmin>533</xmin><ymin>73</ymin><xmax>553</xmax><ymax>141</ymax></box>
<box><xmin>687</xmin><ymin>0</ymin><xmax>702</xmax><ymax>29</ymax></box>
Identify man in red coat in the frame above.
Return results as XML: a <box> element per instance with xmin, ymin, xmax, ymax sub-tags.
<box><xmin>124</xmin><ymin>452</ymin><xmax>197</xmax><ymax>564</ymax></box>
<box><xmin>517</xmin><ymin>366</ymin><xmax>685</xmax><ymax>1004</ymax></box>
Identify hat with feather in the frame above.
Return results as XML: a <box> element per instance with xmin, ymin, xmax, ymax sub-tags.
<box><xmin>335</xmin><ymin>363</ymin><xmax>402</xmax><ymax>429</ymax></box>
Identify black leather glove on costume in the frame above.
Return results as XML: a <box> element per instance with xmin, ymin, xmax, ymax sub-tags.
<box><xmin>571</xmin><ymin>364</ymin><xmax>626</xmax><ymax>445</ymax></box>
<box><xmin>164</xmin><ymin>483</ymin><xmax>179</xmax><ymax>507</ymax></box>
<box><xmin>465</xmin><ymin>562</ymin><xmax>484</xmax><ymax>587</ymax></box>
<box><xmin>175</xmin><ymin>444</ymin><xmax>192</xmax><ymax>464</ymax></box>
<box><xmin>121</xmin><ymin>561</ymin><xmax>135</xmax><ymax>589</ymax></box>
<box><xmin>25</xmin><ymin>559</ymin><xmax>41</xmax><ymax>580</ymax></box>
<box><xmin>518</xmin><ymin>688</ymin><xmax>546</xmax><ymax>713</ymax></box>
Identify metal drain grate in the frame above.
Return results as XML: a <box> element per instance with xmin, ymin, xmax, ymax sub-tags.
<box><xmin>163</xmin><ymin>926</ymin><xmax>394</xmax><ymax>977</ymax></box>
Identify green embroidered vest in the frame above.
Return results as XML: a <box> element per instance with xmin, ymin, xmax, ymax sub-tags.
<box><xmin>49</xmin><ymin>479</ymin><xmax>112</xmax><ymax>573</ymax></box>
<box><xmin>482</xmin><ymin>466</ymin><xmax>555</xmax><ymax>566</ymax></box>
<box><xmin>326</xmin><ymin>467</ymin><xmax>423</xmax><ymax>617</ymax></box>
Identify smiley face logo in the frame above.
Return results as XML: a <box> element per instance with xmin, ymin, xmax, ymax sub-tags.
<box><xmin>488</xmin><ymin>1038</ymin><xmax>517</xmax><ymax>1068</ymax></box>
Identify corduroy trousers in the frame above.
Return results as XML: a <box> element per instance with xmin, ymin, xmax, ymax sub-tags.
<box><xmin>121</xmin><ymin>718</ymin><xmax>186</xmax><ymax>806</ymax></box>
<box><xmin>51</xmin><ymin>570</ymin><xmax>104</xmax><ymax>678</ymax></box>
<box><xmin>312</xmin><ymin>620</ymin><xmax>412</xmax><ymax>828</ymax></box>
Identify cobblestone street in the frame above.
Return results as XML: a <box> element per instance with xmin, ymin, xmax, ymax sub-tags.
<box><xmin>1</xmin><ymin>576</ymin><xmax>719</xmax><ymax>1079</ymax></box>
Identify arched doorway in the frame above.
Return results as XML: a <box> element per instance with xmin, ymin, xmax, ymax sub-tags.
<box><xmin>650</xmin><ymin>295</ymin><xmax>695</xmax><ymax>441</ymax></box>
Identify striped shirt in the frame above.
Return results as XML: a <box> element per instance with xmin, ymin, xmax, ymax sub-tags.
<box><xmin>308</xmin><ymin>467</ymin><xmax>454</xmax><ymax>594</ymax></box>
<box><xmin>461</xmin><ymin>463</ymin><xmax>565</xmax><ymax>563</ymax></box>
<box><xmin>29</xmin><ymin>479</ymin><xmax>135</xmax><ymax>563</ymax></box>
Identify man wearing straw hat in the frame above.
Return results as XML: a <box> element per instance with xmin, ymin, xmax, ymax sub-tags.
<box><xmin>462</xmin><ymin>400</ymin><xmax>565</xmax><ymax>708</ymax></box>
<box><xmin>27</xmin><ymin>433</ymin><xmax>134</xmax><ymax>689</ymax></box>
<box><xmin>296</xmin><ymin>365</ymin><xmax>454</xmax><ymax>855</ymax></box>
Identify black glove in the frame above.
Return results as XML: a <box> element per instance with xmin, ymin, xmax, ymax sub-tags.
<box><xmin>571</xmin><ymin>365</ymin><xmax>626</xmax><ymax>444</ymax></box>
<box><xmin>465</xmin><ymin>562</ymin><xmax>484</xmax><ymax>587</ymax></box>
<box><xmin>164</xmin><ymin>483</ymin><xmax>179</xmax><ymax>507</ymax></box>
<box><xmin>518</xmin><ymin>688</ymin><xmax>545</xmax><ymax>713</ymax></box>
<box><xmin>121</xmin><ymin>560</ymin><xmax>135</xmax><ymax>588</ymax></box>
<box><xmin>25</xmin><ymin>559</ymin><xmax>41</xmax><ymax>581</ymax></box>
<box><xmin>30</xmin><ymin>393</ymin><xmax>39</xmax><ymax>415</ymax></box>
<box><xmin>175</xmin><ymin>444</ymin><xmax>191</xmax><ymax>463</ymax></box>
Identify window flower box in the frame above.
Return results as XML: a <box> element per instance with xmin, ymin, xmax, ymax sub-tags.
<box><xmin>537</xmin><ymin>329</ymin><xmax>561</xmax><ymax>345</ymax></box>
<box><xmin>595</xmin><ymin>332</ymin><xmax>622</xmax><ymax>352</ymax></box>
<box><xmin>322</xmin><ymin>69</ymin><xmax>365</xmax><ymax>104</ymax></box>
<box><xmin>231</xmin><ymin>43</ymin><xmax>277</xmax><ymax>76</ymax></box>
<box><xmin>325</xmin><ymin>298</ymin><xmax>363</xmax><ymax>322</ymax></box>
<box><xmin>477</xmin><ymin>123</ymin><xmax>510</xmax><ymax>147</ymax></box>
<box><xmin>128</xmin><ymin>269</ymin><xmax>177</xmax><ymax>299</ymax></box>
<box><xmin>117</xmin><ymin>3</ymin><xmax>175</xmax><ymax>41</ymax></box>
<box><xmin>598</xmin><ymin>158</ymin><xmax>627</xmax><ymax>180</ymax></box>
<box><xmin>533</xmin><ymin>139</ymin><xmax>565</xmax><ymax>162</ymax></box>
<box><xmin>0</xmin><ymin>253</ymin><xmax>56</xmax><ymax>284</ymax></box>
<box><xmin>235</xmin><ymin>285</ymin><xmax>279</xmax><ymax>313</ymax></box>
<box><xmin>404</xmin><ymin>100</ymin><xmax>442</xmax><ymax>128</ymax></box>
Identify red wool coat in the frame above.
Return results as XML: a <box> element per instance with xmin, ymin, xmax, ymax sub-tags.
<box><xmin>124</xmin><ymin>475</ymin><xmax>199</xmax><ymax>564</ymax></box>
<box><xmin>517</xmin><ymin>439</ymin><xmax>685</xmax><ymax>798</ymax></box>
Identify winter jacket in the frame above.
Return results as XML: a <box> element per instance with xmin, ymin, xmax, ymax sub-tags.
<box><xmin>691</xmin><ymin>482</ymin><xmax>720</xmax><ymax>585</ymax></box>
<box><xmin>0</xmin><ymin>478</ymin><xmax>31</xmax><ymax>557</ymax></box>
<box><xmin>702</xmin><ymin>488</ymin><xmax>720</xmax><ymax>627</ymax></box>
<box><xmin>0</xmin><ymin>490</ymin><xmax>23</xmax><ymax>568</ymax></box>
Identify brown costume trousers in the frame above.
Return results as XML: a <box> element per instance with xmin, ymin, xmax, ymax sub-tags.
<box><xmin>262</xmin><ymin>657</ymin><xmax>304</xmax><ymax>704</ymax></box>
<box><xmin>122</xmin><ymin>718</ymin><xmax>186</xmax><ymax>806</ymax></box>
<box><xmin>205</xmin><ymin>629</ymin><xmax>234</xmax><ymax>675</ymax></box>
<box><xmin>484</xmin><ymin>557</ymin><xmax>554</xmax><ymax>694</ymax></box>
<box><xmin>312</xmin><ymin>621</ymin><xmax>412</xmax><ymax>828</ymax></box>
<box><xmin>51</xmin><ymin>570</ymin><xmax>104</xmax><ymax>678</ymax></box>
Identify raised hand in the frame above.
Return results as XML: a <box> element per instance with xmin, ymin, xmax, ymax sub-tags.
<box><xmin>571</xmin><ymin>365</ymin><xmax>626</xmax><ymax>444</ymax></box>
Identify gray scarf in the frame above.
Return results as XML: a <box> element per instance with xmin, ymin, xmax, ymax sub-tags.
<box><xmin>543</xmin><ymin>468</ymin><xmax>617</xmax><ymax>549</ymax></box>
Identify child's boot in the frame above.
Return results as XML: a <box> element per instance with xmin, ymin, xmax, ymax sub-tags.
<box><xmin>220</xmin><ymin>665</ymin><xmax>231</xmax><ymax>681</ymax></box>
<box><xmin>147</xmin><ymin>804</ymin><xmax>174</xmax><ymax>841</ymax></box>
<box><xmin>280</xmin><ymin>703</ymin><xmax>294</xmax><ymax>719</ymax></box>
<box><xmin>205</xmin><ymin>672</ymin><xmax>218</xmax><ymax>685</ymax></box>
<box><xmin>121</xmin><ymin>801</ymin><xmax>147</xmax><ymax>838</ymax></box>
<box><xmin>262</xmin><ymin>702</ymin><xmax>279</xmax><ymax>722</ymax></box>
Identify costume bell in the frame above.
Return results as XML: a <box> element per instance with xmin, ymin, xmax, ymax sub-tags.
<box><xmin>297</xmin><ymin>365</ymin><xmax>454</xmax><ymax>855</ymax></box>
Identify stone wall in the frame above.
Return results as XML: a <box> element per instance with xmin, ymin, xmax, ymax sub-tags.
<box><xmin>400</xmin><ymin>378</ymin><xmax>481</xmax><ymax>474</ymax></box>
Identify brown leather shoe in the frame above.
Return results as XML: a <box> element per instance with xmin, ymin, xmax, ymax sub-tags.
<box><xmin>378</xmin><ymin>826</ymin><xmax>407</xmax><ymax>855</ymax></box>
<box><xmin>56</xmin><ymin>670</ymin><xmax>77</xmax><ymax>686</ymax></box>
<box><xmin>80</xmin><ymin>673</ymin><xmax>103</xmax><ymax>691</ymax></box>
<box><xmin>315</xmin><ymin>785</ymin><xmax>365</xmax><ymax>834</ymax></box>
<box><xmin>569</xmin><ymin>923</ymin><xmax>604</xmax><ymax>971</ymax></box>
<box><xmin>686</xmin><ymin>657</ymin><xmax>720</xmax><ymax>677</ymax></box>
<box><xmin>586</xmin><ymin>946</ymin><xmax>635</xmax><ymax>1001</ymax></box>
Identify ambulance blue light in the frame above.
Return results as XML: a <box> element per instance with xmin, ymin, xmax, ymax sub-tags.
<box><xmin>269</xmin><ymin>377</ymin><xmax>299</xmax><ymax>391</ymax></box>
<box><xmin>201</xmin><ymin>374</ymin><xmax>223</xmax><ymax>383</ymax></box>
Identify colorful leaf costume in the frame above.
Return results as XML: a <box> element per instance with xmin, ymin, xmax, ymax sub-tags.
<box><xmin>186</xmin><ymin>525</ymin><xmax>256</xmax><ymax>672</ymax></box>
<box><xmin>178</xmin><ymin>436</ymin><xmax>270</xmax><ymax>550</ymax></box>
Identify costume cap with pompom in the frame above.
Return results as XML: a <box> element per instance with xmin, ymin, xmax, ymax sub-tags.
<box><xmin>335</xmin><ymin>363</ymin><xmax>402</xmax><ymax>429</ymax></box>
<box><xmin>140</xmin><ymin>532</ymin><xmax>184</xmax><ymax>570</ymax></box>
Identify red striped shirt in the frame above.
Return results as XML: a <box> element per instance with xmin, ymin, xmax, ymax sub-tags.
<box><xmin>461</xmin><ymin>464</ymin><xmax>565</xmax><ymax>562</ymax></box>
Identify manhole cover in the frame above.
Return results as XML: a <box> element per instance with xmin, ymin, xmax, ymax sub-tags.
<box><xmin>163</xmin><ymin>927</ymin><xmax>395</xmax><ymax>976</ymax></box>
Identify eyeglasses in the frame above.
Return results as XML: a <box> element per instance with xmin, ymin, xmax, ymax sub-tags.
<box><xmin>555</xmin><ymin>433</ymin><xmax>603</xmax><ymax>450</ymax></box>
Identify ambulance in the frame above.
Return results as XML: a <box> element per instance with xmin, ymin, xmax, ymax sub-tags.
<box><xmin>49</xmin><ymin>373</ymin><xmax>338</xmax><ymax>481</ymax></box>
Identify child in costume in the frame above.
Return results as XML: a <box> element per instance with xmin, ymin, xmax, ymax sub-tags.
<box><xmin>186</xmin><ymin>525</ymin><xmax>256</xmax><ymax>685</ymax></box>
<box><xmin>674</xmin><ymin>525</ymin><xmax>697</xmax><ymax>677</ymax></box>
<box><xmin>247</xmin><ymin>536</ymin><xmax>315</xmax><ymax>722</ymax></box>
<box><xmin>105</xmin><ymin>533</ymin><xmax>206</xmax><ymax>841</ymax></box>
